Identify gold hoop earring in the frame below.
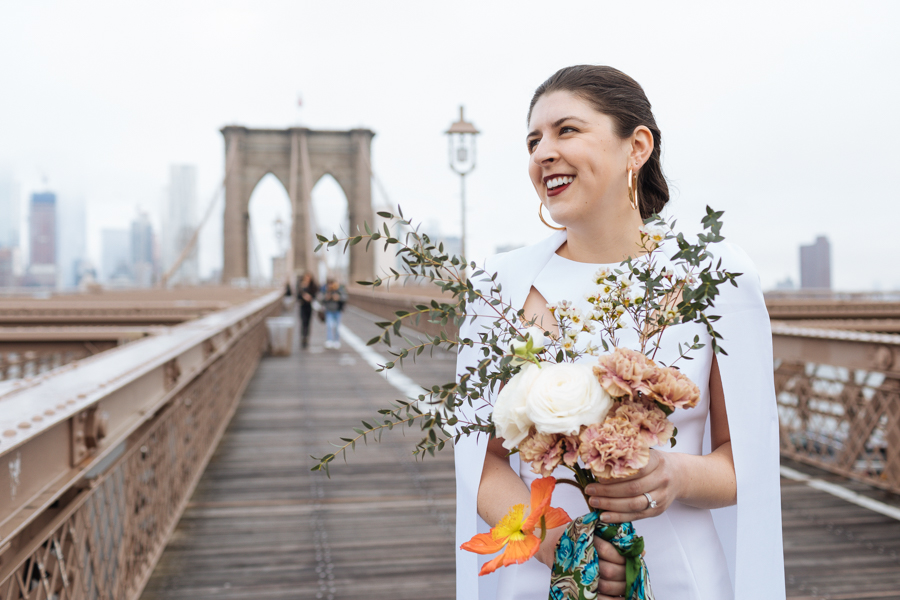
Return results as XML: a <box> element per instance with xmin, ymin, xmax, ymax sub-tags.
<box><xmin>538</xmin><ymin>203</ymin><xmax>564</xmax><ymax>230</ymax></box>
<box><xmin>627</xmin><ymin>168</ymin><xmax>639</xmax><ymax>211</ymax></box>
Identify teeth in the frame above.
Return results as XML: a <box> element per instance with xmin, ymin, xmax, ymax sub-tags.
<box><xmin>547</xmin><ymin>176</ymin><xmax>573</xmax><ymax>189</ymax></box>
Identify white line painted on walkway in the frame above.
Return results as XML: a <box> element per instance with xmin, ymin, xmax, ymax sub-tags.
<box><xmin>780</xmin><ymin>465</ymin><xmax>900</xmax><ymax>522</ymax></box>
<box><xmin>338</xmin><ymin>324</ymin><xmax>425</xmax><ymax>401</ymax></box>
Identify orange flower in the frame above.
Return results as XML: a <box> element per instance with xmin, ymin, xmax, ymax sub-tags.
<box><xmin>460</xmin><ymin>477</ymin><xmax>572</xmax><ymax>575</ymax></box>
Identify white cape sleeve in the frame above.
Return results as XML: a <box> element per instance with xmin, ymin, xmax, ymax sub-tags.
<box><xmin>454</xmin><ymin>257</ymin><xmax>501</xmax><ymax>600</ymax></box>
<box><xmin>709</xmin><ymin>242</ymin><xmax>786</xmax><ymax>599</ymax></box>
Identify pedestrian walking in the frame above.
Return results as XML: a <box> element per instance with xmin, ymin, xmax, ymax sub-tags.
<box><xmin>296</xmin><ymin>272</ymin><xmax>318</xmax><ymax>349</ymax></box>
<box><xmin>319</xmin><ymin>276</ymin><xmax>347</xmax><ymax>349</ymax></box>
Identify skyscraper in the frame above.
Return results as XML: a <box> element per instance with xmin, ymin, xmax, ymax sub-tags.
<box><xmin>0</xmin><ymin>170</ymin><xmax>20</xmax><ymax>250</ymax></box>
<box><xmin>28</xmin><ymin>192</ymin><xmax>57</xmax><ymax>287</ymax></box>
<box><xmin>131</xmin><ymin>212</ymin><xmax>155</xmax><ymax>287</ymax></box>
<box><xmin>800</xmin><ymin>236</ymin><xmax>832</xmax><ymax>289</ymax></box>
<box><xmin>102</xmin><ymin>229</ymin><xmax>132</xmax><ymax>284</ymax></box>
<box><xmin>163</xmin><ymin>165</ymin><xmax>199</xmax><ymax>285</ymax></box>
<box><xmin>57</xmin><ymin>196</ymin><xmax>86</xmax><ymax>288</ymax></box>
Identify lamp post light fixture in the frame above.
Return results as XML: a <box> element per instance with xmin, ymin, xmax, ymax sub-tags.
<box><xmin>444</xmin><ymin>106</ymin><xmax>479</xmax><ymax>264</ymax></box>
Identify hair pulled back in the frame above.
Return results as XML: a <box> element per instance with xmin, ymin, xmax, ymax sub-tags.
<box><xmin>528</xmin><ymin>65</ymin><xmax>669</xmax><ymax>219</ymax></box>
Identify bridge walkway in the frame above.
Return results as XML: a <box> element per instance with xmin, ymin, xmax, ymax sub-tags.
<box><xmin>141</xmin><ymin>307</ymin><xmax>900</xmax><ymax>600</ymax></box>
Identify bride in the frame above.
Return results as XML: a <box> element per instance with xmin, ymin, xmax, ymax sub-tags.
<box><xmin>454</xmin><ymin>65</ymin><xmax>785</xmax><ymax>600</ymax></box>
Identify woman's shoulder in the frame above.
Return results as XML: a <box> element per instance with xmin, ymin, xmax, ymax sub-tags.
<box><xmin>707</xmin><ymin>241</ymin><xmax>766</xmax><ymax>314</ymax></box>
<box><xmin>481</xmin><ymin>230</ymin><xmax>567</xmax><ymax>274</ymax></box>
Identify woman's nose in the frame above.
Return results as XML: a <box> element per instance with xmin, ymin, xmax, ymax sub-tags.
<box><xmin>531</xmin><ymin>138</ymin><xmax>558</xmax><ymax>164</ymax></box>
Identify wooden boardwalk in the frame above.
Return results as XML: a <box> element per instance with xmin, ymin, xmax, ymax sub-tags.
<box><xmin>141</xmin><ymin>307</ymin><xmax>900</xmax><ymax>600</ymax></box>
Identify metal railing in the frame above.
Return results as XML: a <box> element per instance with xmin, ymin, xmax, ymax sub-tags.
<box><xmin>0</xmin><ymin>290</ymin><xmax>282</xmax><ymax>600</ymax></box>
<box><xmin>773</xmin><ymin>323</ymin><xmax>900</xmax><ymax>493</ymax></box>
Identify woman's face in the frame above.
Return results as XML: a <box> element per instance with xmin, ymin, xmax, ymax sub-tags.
<box><xmin>527</xmin><ymin>91</ymin><xmax>634</xmax><ymax>226</ymax></box>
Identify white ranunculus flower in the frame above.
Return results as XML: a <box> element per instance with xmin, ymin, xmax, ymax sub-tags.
<box><xmin>491</xmin><ymin>363</ymin><xmax>541</xmax><ymax>449</ymax></box>
<box><xmin>525</xmin><ymin>362</ymin><xmax>613</xmax><ymax>435</ymax></box>
<box><xmin>510</xmin><ymin>326</ymin><xmax>547</xmax><ymax>353</ymax></box>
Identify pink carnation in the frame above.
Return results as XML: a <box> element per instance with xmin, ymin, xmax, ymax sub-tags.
<box><xmin>613</xmin><ymin>402</ymin><xmax>675</xmax><ymax>448</ymax></box>
<box><xmin>519</xmin><ymin>431</ymin><xmax>579</xmax><ymax>478</ymax></box>
<box><xmin>593</xmin><ymin>348</ymin><xmax>657</xmax><ymax>399</ymax></box>
<box><xmin>644</xmin><ymin>366</ymin><xmax>700</xmax><ymax>410</ymax></box>
<box><xmin>578</xmin><ymin>416</ymin><xmax>650</xmax><ymax>479</ymax></box>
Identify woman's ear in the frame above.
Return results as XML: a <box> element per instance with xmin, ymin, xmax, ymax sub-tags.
<box><xmin>631</xmin><ymin>125</ymin><xmax>654</xmax><ymax>169</ymax></box>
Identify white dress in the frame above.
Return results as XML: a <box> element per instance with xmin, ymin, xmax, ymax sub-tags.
<box><xmin>454</xmin><ymin>230</ymin><xmax>785</xmax><ymax>600</ymax></box>
<box><xmin>492</xmin><ymin>253</ymin><xmax>733</xmax><ymax>600</ymax></box>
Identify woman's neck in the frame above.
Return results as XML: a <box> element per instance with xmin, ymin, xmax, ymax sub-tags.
<box><xmin>556</xmin><ymin>208</ymin><xmax>645</xmax><ymax>264</ymax></box>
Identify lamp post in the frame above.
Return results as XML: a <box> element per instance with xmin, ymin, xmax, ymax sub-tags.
<box><xmin>444</xmin><ymin>106</ymin><xmax>479</xmax><ymax>263</ymax></box>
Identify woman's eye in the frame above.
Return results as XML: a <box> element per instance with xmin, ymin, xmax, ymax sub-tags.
<box><xmin>528</xmin><ymin>139</ymin><xmax>540</xmax><ymax>153</ymax></box>
<box><xmin>560</xmin><ymin>126</ymin><xmax>576</xmax><ymax>134</ymax></box>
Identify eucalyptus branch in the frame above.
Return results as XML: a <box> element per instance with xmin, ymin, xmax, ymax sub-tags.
<box><xmin>311</xmin><ymin>206</ymin><xmax>741</xmax><ymax>474</ymax></box>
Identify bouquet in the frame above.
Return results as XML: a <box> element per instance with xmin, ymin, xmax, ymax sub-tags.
<box><xmin>312</xmin><ymin>208</ymin><xmax>739</xmax><ymax>600</ymax></box>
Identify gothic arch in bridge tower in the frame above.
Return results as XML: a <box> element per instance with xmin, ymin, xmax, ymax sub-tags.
<box><xmin>220</xmin><ymin>126</ymin><xmax>375</xmax><ymax>284</ymax></box>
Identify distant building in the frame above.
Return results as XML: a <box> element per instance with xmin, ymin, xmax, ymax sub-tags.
<box><xmin>0</xmin><ymin>171</ymin><xmax>20</xmax><ymax>250</ymax></box>
<box><xmin>774</xmin><ymin>276</ymin><xmax>796</xmax><ymax>290</ymax></box>
<box><xmin>0</xmin><ymin>247</ymin><xmax>16</xmax><ymax>287</ymax></box>
<box><xmin>800</xmin><ymin>236</ymin><xmax>831</xmax><ymax>289</ymax></box>
<box><xmin>131</xmin><ymin>212</ymin><xmax>155</xmax><ymax>287</ymax></box>
<box><xmin>163</xmin><ymin>165</ymin><xmax>199</xmax><ymax>285</ymax></box>
<box><xmin>102</xmin><ymin>229</ymin><xmax>132</xmax><ymax>284</ymax></box>
<box><xmin>28</xmin><ymin>192</ymin><xmax>57</xmax><ymax>287</ymax></box>
<box><xmin>57</xmin><ymin>196</ymin><xmax>87</xmax><ymax>288</ymax></box>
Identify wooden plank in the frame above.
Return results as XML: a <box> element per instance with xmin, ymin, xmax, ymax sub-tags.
<box><xmin>140</xmin><ymin>310</ymin><xmax>456</xmax><ymax>600</ymax></box>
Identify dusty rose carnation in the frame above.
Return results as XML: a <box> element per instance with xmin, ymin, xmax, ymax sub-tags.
<box><xmin>644</xmin><ymin>366</ymin><xmax>700</xmax><ymax>410</ymax></box>
<box><xmin>593</xmin><ymin>348</ymin><xmax>658</xmax><ymax>399</ymax></box>
<box><xmin>613</xmin><ymin>402</ymin><xmax>675</xmax><ymax>448</ymax></box>
<box><xmin>519</xmin><ymin>431</ymin><xmax>579</xmax><ymax>478</ymax></box>
<box><xmin>578</xmin><ymin>416</ymin><xmax>650</xmax><ymax>479</ymax></box>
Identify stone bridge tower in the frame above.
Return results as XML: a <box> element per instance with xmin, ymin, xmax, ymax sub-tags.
<box><xmin>220</xmin><ymin>126</ymin><xmax>375</xmax><ymax>284</ymax></box>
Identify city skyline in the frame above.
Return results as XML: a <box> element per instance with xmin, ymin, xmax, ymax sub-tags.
<box><xmin>1</xmin><ymin>2</ymin><xmax>898</xmax><ymax>291</ymax></box>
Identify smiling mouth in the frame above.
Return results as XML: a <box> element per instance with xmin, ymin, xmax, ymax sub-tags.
<box><xmin>545</xmin><ymin>175</ymin><xmax>574</xmax><ymax>197</ymax></box>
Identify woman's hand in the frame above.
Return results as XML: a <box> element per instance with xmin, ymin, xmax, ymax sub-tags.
<box><xmin>535</xmin><ymin>524</ymin><xmax>626</xmax><ymax>599</ymax></box>
<box><xmin>585</xmin><ymin>450</ymin><xmax>684</xmax><ymax>523</ymax></box>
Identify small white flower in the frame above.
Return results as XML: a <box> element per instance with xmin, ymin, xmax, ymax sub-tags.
<box><xmin>597</xmin><ymin>301</ymin><xmax>613</xmax><ymax>314</ymax></box>
<box><xmin>564</xmin><ymin>329</ymin><xmax>579</xmax><ymax>340</ymax></box>
<box><xmin>615</xmin><ymin>305</ymin><xmax>626</xmax><ymax>315</ymax></box>
<box><xmin>615</xmin><ymin>316</ymin><xmax>627</xmax><ymax>329</ymax></box>
<box><xmin>627</xmin><ymin>287</ymin><xmax>644</xmax><ymax>305</ymax></box>
<box><xmin>581</xmin><ymin>321</ymin><xmax>597</xmax><ymax>334</ymax></box>
<box><xmin>584</xmin><ymin>343</ymin><xmax>600</xmax><ymax>356</ymax></box>
<box><xmin>592</xmin><ymin>267</ymin><xmax>612</xmax><ymax>284</ymax></box>
<box><xmin>560</xmin><ymin>338</ymin><xmax>576</xmax><ymax>352</ymax></box>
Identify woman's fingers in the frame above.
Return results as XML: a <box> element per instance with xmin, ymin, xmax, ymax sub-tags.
<box><xmin>595</xmin><ymin>537</ymin><xmax>626</xmax><ymax>565</ymax></box>
<box><xmin>593</xmin><ymin>537</ymin><xmax>627</xmax><ymax>597</ymax></box>
<box><xmin>589</xmin><ymin>493</ymin><xmax>655</xmax><ymax>513</ymax></box>
<box><xmin>597</xmin><ymin>578</ymin><xmax>627</xmax><ymax>598</ymax></box>
<box><xmin>585</xmin><ymin>473</ymin><xmax>660</xmax><ymax>498</ymax></box>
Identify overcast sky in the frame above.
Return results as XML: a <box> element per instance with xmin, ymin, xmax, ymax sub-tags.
<box><xmin>1</xmin><ymin>0</ymin><xmax>898</xmax><ymax>289</ymax></box>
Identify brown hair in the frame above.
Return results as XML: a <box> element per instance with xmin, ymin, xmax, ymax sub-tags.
<box><xmin>528</xmin><ymin>65</ymin><xmax>668</xmax><ymax>218</ymax></box>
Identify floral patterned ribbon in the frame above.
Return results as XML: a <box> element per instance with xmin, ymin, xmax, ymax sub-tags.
<box><xmin>550</xmin><ymin>511</ymin><xmax>655</xmax><ymax>600</ymax></box>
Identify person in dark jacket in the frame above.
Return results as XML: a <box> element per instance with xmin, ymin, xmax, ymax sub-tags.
<box><xmin>319</xmin><ymin>276</ymin><xmax>347</xmax><ymax>349</ymax></box>
<box><xmin>296</xmin><ymin>272</ymin><xmax>318</xmax><ymax>349</ymax></box>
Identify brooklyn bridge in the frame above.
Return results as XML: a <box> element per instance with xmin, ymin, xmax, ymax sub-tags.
<box><xmin>1</xmin><ymin>128</ymin><xmax>899</xmax><ymax>600</ymax></box>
